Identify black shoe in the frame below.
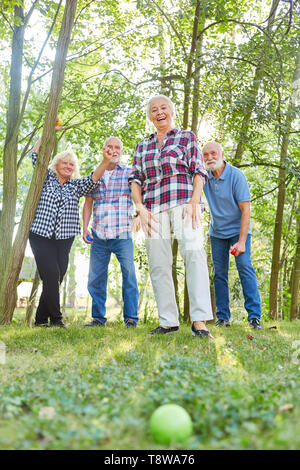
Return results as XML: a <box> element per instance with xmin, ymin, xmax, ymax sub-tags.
<box><xmin>215</xmin><ymin>319</ymin><xmax>231</xmax><ymax>327</ymax></box>
<box><xmin>34</xmin><ymin>322</ymin><xmax>49</xmax><ymax>328</ymax></box>
<box><xmin>50</xmin><ymin>320</ymin><xmax>66</xmax><ymax>328</ymax></box>
<box><xmin>84</xmin><ymin>319</ymin><xmax>105</xmax><ymax>327</ymax></box>
<box><xmin>149</xmin><ymin>326</ymin><xmax>179</xmax><ymax>335</ymax></box>
<box><xmin>191</xmin><ymin>323</ymin><xmax>211</xmax><ymax>338</ymax></box>
<box><xmin>249</xmin><ymin>318</ymin><xmax>262</xmax><ymax>329</ymax></box>
<box><xmin>125</xmin><ymin>319</ymin><xmax>137</xmax><ymax>328</ymax></box>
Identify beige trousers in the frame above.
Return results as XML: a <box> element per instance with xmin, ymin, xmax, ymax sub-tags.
<box><xmin>145</xmin><ymin>204</ymin><xmax>213</xmax><ymax>326</ymax></box>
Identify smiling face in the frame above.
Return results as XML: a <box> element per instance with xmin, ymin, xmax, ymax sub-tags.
<box><xmin>202</xmin><ymin>142</ymin><xmax>224</xmax><ymax>172</ymax></box>
<box><xmin>104</xmin><ymin>137</ymin><xmax>123</xmax><ymax>169</ymax></box>
<box><xmin>105</xmin><ymin>137</ymin><xmax>123</xmax><ymax>163</ymax></box>
<box><xmin>149</xmin><ymin>97</ymin><xmax>174</xmax><ymax>132</ymax></box>
<box><xmin>56</xmin><ymin>158</ymin><xmax>75</xmax><ymax>181</ymax></box>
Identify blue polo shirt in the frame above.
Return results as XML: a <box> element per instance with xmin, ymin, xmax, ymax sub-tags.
<box><xmin>203</xmin><ymin>162</ymin><xmax>251</xmax><ymax>239</ymax></box>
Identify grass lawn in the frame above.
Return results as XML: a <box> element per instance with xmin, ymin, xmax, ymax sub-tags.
<box><xmin>0</xmin><ymin>318</ymin><xmax>299</xmax><ymax>450</ymax></box>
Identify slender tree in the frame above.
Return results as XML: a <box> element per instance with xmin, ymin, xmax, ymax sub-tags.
<box><xmin>290</xmin><ymin>198</ymin><xmax>300</xmax><ymax>320</ymax></box>
<box><xmin>0</xmin><ymin>4</ymin><xmax>33</xmax><ymax>287</ymax></box>
<box><xmin>0</xmin><ymin>0</ymin><xmax>78</xmax><ymax>324</ymax></box>
<box><xmin>232</xmin><ymin>0</ymin><xmax>279</xmax><ymax>165</ymax></box>
<box><xmin>269</xmin><ymin>51</ymin><xmax>300</xmax><ymax>319</ymax></box>
<box><xmin>25</xmin><ymin>269</ymin><xmax>40</xmax><ymax>326</ymax></box>
<box><xmin>67</xmin><ymin>246</ymin><xmax>76</xmax><ymax>309</ymax></box>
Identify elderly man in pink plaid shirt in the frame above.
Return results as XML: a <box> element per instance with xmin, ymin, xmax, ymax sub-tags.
<box><xmin>129</xmin><ymin>95</ymin><xmax>213</xmax><ymax>337</ymax></box>
<box><xmin>83</xmin><ymin>137</ymin><xmax>139</xmax><ymax>328</ymax></box>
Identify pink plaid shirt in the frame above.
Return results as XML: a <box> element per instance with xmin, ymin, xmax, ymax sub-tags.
<box><xmin>128</xmin><ymin>128</ymin><xmax>207</xmax><ymax>214</ymax></box>
<box><xmin>90</xmin><ymin>164</ymin><xmax>133</xmax><ymax>239</ymax></box>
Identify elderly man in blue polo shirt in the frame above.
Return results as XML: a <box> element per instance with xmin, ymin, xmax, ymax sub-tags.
<box><xmin>202</xmin><ymin>141</ymin><xmax>262</xmax><ymax>329</ymax></box>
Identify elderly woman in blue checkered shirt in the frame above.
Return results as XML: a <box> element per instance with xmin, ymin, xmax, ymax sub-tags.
<box><xmin>29</xmin><ymin>124</ymin><xmax>115</xmax><ymax>328</ymax></box>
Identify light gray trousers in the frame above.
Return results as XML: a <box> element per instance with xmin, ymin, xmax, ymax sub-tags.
<box><xmin>145</xmin><ymin>204</ymin><xmax>213</xmax><ymax>326</ymax></box>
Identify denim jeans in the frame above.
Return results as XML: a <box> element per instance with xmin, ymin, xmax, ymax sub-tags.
<box><xmin>210</xmin><ymin>234</ymin><xmax>261</xmax><ymax>322</ymax></box>
<box><xmin>88</xmin><ymin>231</ymin><xmax>139</xmax><ymax>325</ymax></box>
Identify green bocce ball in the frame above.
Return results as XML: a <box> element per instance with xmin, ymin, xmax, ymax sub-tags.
<box><xmin>149</xmin><ymin>404</ymin><xmax>193</xmax><ymax>444</ymax></box>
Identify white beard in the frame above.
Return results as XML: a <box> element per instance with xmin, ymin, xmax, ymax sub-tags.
<box><xmin>204</xmin><ymin>159</ymin><xmax>224</xmax><ymax>172</ymax></box>
<box><xmin>111</xmin><ymin>156</ymin><xmax>120</xmax><ymax>163</ymax></box>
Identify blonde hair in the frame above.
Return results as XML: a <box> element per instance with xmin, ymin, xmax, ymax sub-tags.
<box><xmin>146</xmin><ymin>94</ymin><xmax>176</xmax><ymax>132</ymax></box>
<box><xmin>50</xmin><ymin>150</ymin><xmax>80</xmax><ymax>179</ymax></box>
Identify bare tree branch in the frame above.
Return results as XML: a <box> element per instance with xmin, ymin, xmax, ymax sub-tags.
<box><xmin>17</xmin><ymin>125</ymin><xmax>41</xmax><ymax>169</ymax></box>
<box><xmin>73</xmin><ymin>0</ymin><xmax>95</xmax><ymax>27</ymax></box>
<box><xmin>17</xmin><ymin>1</ymin><xmax>63</xmax><ymax>131</ymax></box>
<box><xmin>31</xmin><ymin>21</ymin><xmax>149</xmax><ymax>84</ymax></box>
<box><xmin>0</xmin><ymin>8</ymin><xmax>14</xmax><ymax>33</ymax></box>
<box><xmin>24</xmin><ymin>0</ymin><xmax>39</xmax><ymax>26</ymax></box>
<box><xmin>149</xmin><ymin>0</ymin><xmax>188</xmax><ymax>61</ymax></box>
<box><xmin>56</xmin><ymin>106</ymin><xmax>125</xmax><ymax>138</ymax></box>
<box><xmin>238</xmin><ymin>162</ymin><xmax>286</xmax><ymax>170</ymax></box>
<box><xmin>198</xmin><ymin>19</ymin><xmax>283</xmax><ymax>77</ymax></box>
<box><xmin>258</xmin><ymin>0</ymin><xmax>280</xmax><ymax>27</ymax></box>
<box><xmin>250</xmin><ymin>175</ymin><xmax>293</xmax><ymax>201</ymax></box>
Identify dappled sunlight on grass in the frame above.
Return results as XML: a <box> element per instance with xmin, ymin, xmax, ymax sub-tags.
<box><xmin>214</xmin><ymin>334</ymin><xmax>246</xmax><ymax>376</ymax></box>
<box><xmin>0</xmin><ymin>321</ymin><xmax>300</xmax><ymax>449</ymax></box>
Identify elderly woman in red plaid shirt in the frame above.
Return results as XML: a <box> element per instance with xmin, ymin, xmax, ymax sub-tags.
<box><xmin>129</xmin><ymin>95</ymin><xmax>213</xmax><ymax>337</ymax></box>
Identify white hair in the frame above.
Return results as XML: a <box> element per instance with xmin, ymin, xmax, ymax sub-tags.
<box><xmin>202</xmin><ymin>141</ymin><xmax>224</xmax><ymax>154</ymax></box>
<box><xmin>103</xmin><ymin>136</ymin><xmax>123</xmax><ymax>149</ymax></box>
<box><xmin>146</xmin><ymin>95</ymin><xmax>176</xmax><ymax>132</ymax></box>
<box><xmin>50</xmin><ymin>150</ymin><xmax>80</xmax><ymax>179</ymax></box>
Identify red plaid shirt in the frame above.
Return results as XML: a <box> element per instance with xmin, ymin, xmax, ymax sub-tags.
<box><xmin>128</xmin><ymin>128</ymin><xmax>207</xmax><ymax>214</ymax></box>
<box><xmin>90</xmin><ymin>164</ymin><xmax>133</xmax><ymax>239</ymax></box>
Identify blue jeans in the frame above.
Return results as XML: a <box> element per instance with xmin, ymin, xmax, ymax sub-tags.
<box><xmin>88</xmin><ymin>231</ymin><xmax>139</xmax><ymax>325</ymax></box>
<box><xmin>210</xmin><ymin>234</ymin><xmax>261</xmax><ymax>322</ymax></box>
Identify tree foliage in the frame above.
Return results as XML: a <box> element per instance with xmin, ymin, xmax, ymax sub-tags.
<box><xmin>0</xmin><ymin>0</ymin><xmax>299</xmax><ymax>322</ymax></box>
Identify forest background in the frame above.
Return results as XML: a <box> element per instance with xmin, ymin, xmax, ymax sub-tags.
<box><xmin>0</xmin><ymin>0</ymin><xmax>299</xmax><ymax>326</ymax></box>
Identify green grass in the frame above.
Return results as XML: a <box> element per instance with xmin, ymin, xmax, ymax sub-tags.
<box><xmin>0</xmin><ymin>319</ymin><xmax>300</xmax><ymax>450</ymax></box>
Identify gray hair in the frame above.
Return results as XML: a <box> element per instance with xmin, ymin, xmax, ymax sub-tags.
<box><xmin>50</xmin><ymin>150</ymin><xmax>80</xmax><ymax>179</ymax></box>
<box><xmin>202</xmin><ymin>141</ymin><xmax>224</xmax><ymax>154</ymax></box>
<box><xmin>103</xmin><ymin>136</ymin><xmax>123</xmax><ymax>149</ymax></box>
<box><xmin>146</xmin><ymin>94</ymin><xmax>176</xmax><ymax>123</ymax></box>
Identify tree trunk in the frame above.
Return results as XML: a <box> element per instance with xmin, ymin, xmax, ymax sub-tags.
<box><xmin>232</xmin><ymin>65</ymin><xmax>264</xmax><ymax>165</ymax></box>
<box><xmin>183</xmin><ymin>275</ymin><xmax>190</xmax><ymax>322</ymax></box>
<box><xmin>232</xmin><ymin>0</ymin><xmax>279</xmax><ymax>165</ymax></box>
<box><xmin>25</xmin><ymin>269</ymin><xmax>40</xmax><ymax>326</ymax></box>
<box><xmin>290</xmin><ymin>200</ymin><xmax>300</xmax><ymax>320</ymax></box>
<box><xmin>279</xmin><ymin>190</ymin><xmax>297</xmax><ymax>316</ymax></box>
<box><xmin>0</xmin><ymin>6</ymin><xmax>25</xmax><ymax>288</ymax></box>
<box><xmin>67</xmin><ymin>245</ymin><xmax>76</xmax><ymax>308</ymax></box>
<box><xmin>183</xmin><ymin>0</ymin><xmax>202</xmax><ymax>129</ymax></box>
<box><xmin>62</xmin><ymin>275</ymin><xmax>68</xmax><ymax>315</ymax></box>
<box><xmin>171</xmin><ymin>239</ymin><xmax>181</xmax><ymax>313</ymax></box>
<box><xmin>269</xmin><ymin>53</ymin><xmax>300</xmax><ymax>320</ymax></box>
<box><xmin>138</xmin><ymin>271</ymin><xmax>149</xmax><ymax>312</ymax></box>
<box><xmin>0</xmin><ymin>0</ymin><xmax>78</xmax><ymax>324</ymax></box>
<box><xmin>181</xmin><ymin>1</ymin><xmax>205</xmax><ymax>321</ymax></box>
<box><xmin>191</xmin><ymin>3</ymin><xmax>206</xmax><ymax>134</ymax></box>
<box><xmin>0</xmin><ymin>0</ymin><xmax>56</xmax><ymax>285</ymax></box>
<box><xmin>158</xmin><ymin>21</ymin><xmax>169</xmax><ymax>94</ymax></box>
<box><xmin>269</xmin><ymin>165</ymin><xmax>287</xmax><ymax>320</ymax></box>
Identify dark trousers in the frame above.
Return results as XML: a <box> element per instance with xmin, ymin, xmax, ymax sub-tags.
<box><xmin>29</xmin><ymin>232</ymin><xmax>74</xmax><ymax>324</ymax></box>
